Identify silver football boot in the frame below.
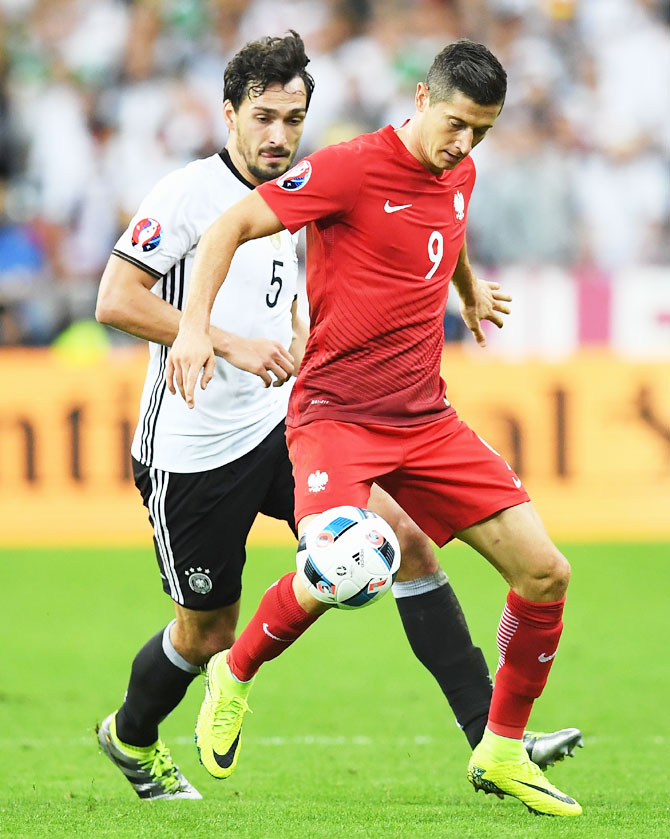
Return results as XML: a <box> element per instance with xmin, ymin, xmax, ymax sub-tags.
<box><xmin>97</xmin><ymin>712</ymin><xmax>201</xmax><ymax>800</ymax></box>
<box><xmin>523</xmin><ymin>728</ymin><xmax>584</xmax><ymax>769</ymax></box>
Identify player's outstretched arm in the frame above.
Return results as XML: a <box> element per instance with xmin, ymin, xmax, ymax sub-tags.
<box><xmin>166</xmin><ymin>191</ymin><xmax>288</xmax><ymax>407</ymax></box>
<box><xmin>451</xmin><ymin>242</ymin><xmax>511</xmax><ymax>347</ymax></box>
<box><xmin>96</xmin><ymin>255</ymin><xmax>185</xmax><ymax>344</ymax></box>
<box><xmin>96</xmin><ymin>254</ymin><xmax>291</xmax><ymax>383</ymax></box>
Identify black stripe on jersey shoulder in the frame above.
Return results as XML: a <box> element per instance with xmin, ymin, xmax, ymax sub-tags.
<box><xmin>177</xmin><ymin>258</ymin><xmax>185</xmax><ymax>310</ymax></box>
<box><xmin>219</xmin><ymin>148</ymin><xmax>255</xmax><ymax>191</ymax></box>
<box><xmin>112</xmin><ymin>249</ymin><xmax>163</xmax><ymax>279</ymax></box>
<box><xmin>167</xmin><ymin>263</ymin><xmax>176</xmax><ymax>306</ymax></box>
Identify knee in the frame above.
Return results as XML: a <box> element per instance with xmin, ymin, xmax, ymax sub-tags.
<box><xmin>173</xmin><ymin>617</ymin><xmax>236</xmax><ymax>667</ymax></box>
<box><xmin>394</xmin><ymin>516</ymin><xmax>439</xmax><ymax>582</ymax></box>
<box><xmin>521</xmin><ymin>548</ymin><xmax>571</xmax><ymax>602</ymax></box>
<box><xmin>198</xmin><ymin>626</ymin><xmax>236</xmax><ymax>661</ymax></box>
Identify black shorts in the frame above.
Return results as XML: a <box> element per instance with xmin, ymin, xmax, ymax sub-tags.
<box><xmin>132</xmin><ymin>420</ymin><xmax>297</xmax><ymax>610</ymax></box>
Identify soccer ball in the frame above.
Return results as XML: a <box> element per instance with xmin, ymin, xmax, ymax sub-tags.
<box><xmin>296</xmin><ymin>506</ymin><xmax>401</xmax><ymax>609</ymax></box>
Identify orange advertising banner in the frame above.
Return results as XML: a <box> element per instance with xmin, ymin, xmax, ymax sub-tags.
<box><xmin>0</xmin><ymin>348</ymin><xmax>668</xmax><ymax>546</ymax></box>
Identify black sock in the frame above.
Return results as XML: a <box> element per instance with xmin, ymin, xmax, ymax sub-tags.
<box><xmin>395</xmin><ymin>580</ymin><xmax>492</xmax><ymax>749</ymax></box>
<box><xmin>115</xmin><ymin>625</ymin><xmax>199</xmax><ymax>747</ymax></box>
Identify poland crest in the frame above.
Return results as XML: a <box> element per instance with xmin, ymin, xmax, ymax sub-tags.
<box><xmin>453</xmin><ymin>190</ymin><xmax>465</xmax><ymax>222</ymax></box>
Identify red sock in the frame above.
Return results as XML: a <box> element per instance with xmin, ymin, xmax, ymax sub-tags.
<box><xmin>227</xmin><ymin>572</ymin><xmax>320</xmax><ymax>681</ymax></box>
<box><xmin>487</xmin><ymin>589</ymin><xmax>565</xmax><ymax>740</ymax></box>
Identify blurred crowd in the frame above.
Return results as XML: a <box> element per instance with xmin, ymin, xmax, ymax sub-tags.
<box><xmin>0</xmin><ymin>0</ymin><xmax>669</xmax><ymax>346</ymax></box>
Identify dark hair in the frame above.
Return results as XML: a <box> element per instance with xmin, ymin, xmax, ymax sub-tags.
<box><xmin>224</xmin><ymin>30</ymin><xmax>315</xmax><ymax>111</ymax></box>
<box><xmin>426</xmin><ymin>39</ymin><xmax>507</xmax><ymax>108</ymax></box>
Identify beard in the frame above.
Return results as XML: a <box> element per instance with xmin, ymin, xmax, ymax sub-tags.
<box><xmin>237</xmin><ymin>136</ymin><xmax>294</xmax><ymax>183</ymax></box>
<box><xmin>246</xmin><ymin>154</ymin><xmax>293</xmax><ymax>183</ymax></box>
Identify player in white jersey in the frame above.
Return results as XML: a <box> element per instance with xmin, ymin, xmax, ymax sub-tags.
<box><xmin>94</xmin><ymin>32</ymin><xmax>311</xmax><ymax>801</ymax></box>
<box><xmin>94</xmin><ymin>32</ymin><xmax>581</xmax><ymax>801</ymax></box>
<box><xmin>123</xmin><ymin>156</ymin><xmax>297</xmax><ymax>476</ymax></box>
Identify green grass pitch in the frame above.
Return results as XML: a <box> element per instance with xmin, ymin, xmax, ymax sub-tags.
<box><xmin>1</xmin><ymin>541</ymin><xmax>668</xmax><ymax>839</ymax></box>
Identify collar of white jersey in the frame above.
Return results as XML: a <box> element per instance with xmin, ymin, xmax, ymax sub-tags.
<box><xmin>219</xmin><ymin>148</ymin><xmax>256</xmax><ymax>191</ymax></box>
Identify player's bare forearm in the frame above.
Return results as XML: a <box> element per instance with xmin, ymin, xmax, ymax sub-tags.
<box><xmin>96</xmin><ymin>256</ymin><xmax>183</xmax><ymax>345</ymax></box>
<box><xmin>450</xmin><ymin>242</ymin><xmax>512</xmax><ymax>347</ymax></box>
<box><xmin>450</xmin><ymin>241</ymin><xmax>478</xmax><ymax>304</ymax></box>
<box><xmin>179</xmin><ymin>224</ymin><xmax>242</xmax><ymax>335</ymax></box>
<box><xmin>180</xmin><ymin>191</ymin><xmax>286</xmax><ymax>333</ymax></box>
<box><xmin>168</xmin><ymin>191</ymin><xmax>288</xmax><ymax>406</ymax></box>
<box><xmin>96</xmin><ymin>255</ymin><xmax>239</xmax><ymax>356</ymax></box>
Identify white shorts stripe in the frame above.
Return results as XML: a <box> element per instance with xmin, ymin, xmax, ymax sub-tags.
<box><xmin>149</xmin><ymin>467</ymin><xmax>183</xmax><ymax>604</ymax></box>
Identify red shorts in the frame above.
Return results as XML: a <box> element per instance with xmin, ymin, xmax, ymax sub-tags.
<box><xmin>286</xmin><ymin>413</ymin><xmax>530</xmax><ymax>546</ymax></box>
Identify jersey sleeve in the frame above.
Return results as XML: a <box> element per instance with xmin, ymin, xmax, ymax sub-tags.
<box><xmin>113</xmin><ymin>167</ymin><xmax>200</xmax><ymax>279</ymax></box>
<box><xmin>257</xmin><ymin>143</ymin><xmax>364</xmax><ymax>234</ymax></box>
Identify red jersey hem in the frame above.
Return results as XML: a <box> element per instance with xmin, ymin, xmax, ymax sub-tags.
<box><xmin>286</xmin><ymin>404</ymin><xmax>456</xmax><ymax>429</ymax></box>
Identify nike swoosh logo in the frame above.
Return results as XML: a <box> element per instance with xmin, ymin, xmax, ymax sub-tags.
<box><xmin>384</xmin><ymin>200</ymin><xmax>412</xmax><ymax>213</ymax></box>
<box><xmin>212</xmin><ymin>731</ymin><xmax>241</xmax><ymax>769</ymax></box>
<box><xmin>263</xmin><ymin>622</ymin><xmax>290</xmax><ymax>642</ymax></box>
<box><xmin>510</xmin><ymin>778</ymin><xmax>576</xmax><ymax>804</ymax></box>
<box><xmin>538</xmin><ymin>651</ymin><xmax>557</xmax><ymax>663</ymax></box>
<box><xmin>513</xmin><ymin>476</ymin><xmax>522</xmax><ymax>488</ymax></box>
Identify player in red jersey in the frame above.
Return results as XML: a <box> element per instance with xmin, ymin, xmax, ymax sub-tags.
<box><xmin>167</xmin><ymin>40</ymin><xmax>582</xmax><ymax>817</ymax></box>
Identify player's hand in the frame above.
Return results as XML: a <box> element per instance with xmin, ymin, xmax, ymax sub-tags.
<box><xmin>220</xmin><ymin>335</ymin><xmax>295</xmax><ymax>388</ymax></box>
<box><xmin>459</xmin><ymin>279</ymin><xmax>512</xmax><ymax>348</ymax></box>
<box><xmin>166</xmin><ymin>327</ymin><xmax>216</xmax><ymax>408</ymax></box>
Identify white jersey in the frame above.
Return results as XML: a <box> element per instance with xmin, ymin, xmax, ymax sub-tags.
<box><xmin>114</xmin><ymin>151</ymin><xmax>298</xmax><ymax>473</ymax></box>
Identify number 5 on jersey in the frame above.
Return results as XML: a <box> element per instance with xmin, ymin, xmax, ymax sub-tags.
<box><xmin>267</xmin><ymin>260</ymin><xmax>283</xmax><ymax>307</ymax></box>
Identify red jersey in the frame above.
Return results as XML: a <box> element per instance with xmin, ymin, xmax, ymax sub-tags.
<box><xmin>257</xmin><ymin>124</ymin><xmax>476</xmax><ymax>428</ymax></box>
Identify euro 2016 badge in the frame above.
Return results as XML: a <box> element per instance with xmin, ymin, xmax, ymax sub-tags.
<box><xmin>131</xmin><ymin>217</ymin><xmax>162</xmax><ymax>252</ymax></box>
<box><xmin>277</xmin><ymin>159</ymin><xmax>312</xmax><ymax>191</ymax></box>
